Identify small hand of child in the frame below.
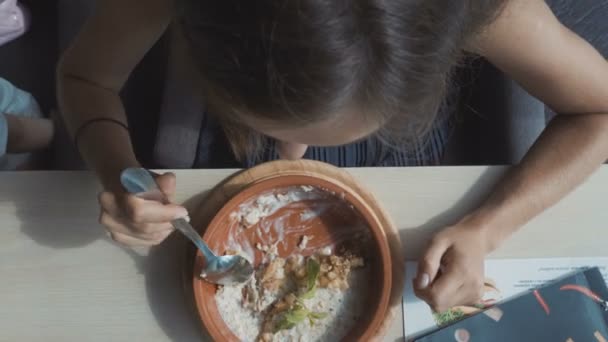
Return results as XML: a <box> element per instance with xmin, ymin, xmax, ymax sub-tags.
<box><xmin>98</xmin><ymin>172</ymin><xmax>188</xmax><ymax>247</ymax></box>
<box><xmin>413</xmin><ymin>220</ymin><xmax>493</xmax><ymax>312</ymax></box>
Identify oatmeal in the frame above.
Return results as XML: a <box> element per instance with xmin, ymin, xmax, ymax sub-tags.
<box><xmin>215</xmin><ymin>251</ymin><xmax>368</xmax><ymax>342</ymax></box>
<box><xmin>212</xmin><ymin>185</ymin><xmax>372</xmax><ymax>341</ymax></box>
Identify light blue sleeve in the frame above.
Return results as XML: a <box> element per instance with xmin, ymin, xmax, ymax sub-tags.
<box><xmin>0</xmin><ymin>78</ymin><xmax>42</xmax><ymax>118</ymax></box>
<box><xmin>0</xmin><ymin>113</ymin><xmax>7</xmax><ymax>158</ymax></box>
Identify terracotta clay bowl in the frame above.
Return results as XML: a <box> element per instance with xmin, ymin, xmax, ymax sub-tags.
<box><xmin>193</xmin><ymin>174</ymin><xmax>392</xmax><ymax>341</ymax></box>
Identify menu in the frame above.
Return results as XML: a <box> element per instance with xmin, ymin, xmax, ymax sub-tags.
<box><xmin>403</xmin><ymin>257</ymin><xmax>608</xmax><ymax>340</ymax></box>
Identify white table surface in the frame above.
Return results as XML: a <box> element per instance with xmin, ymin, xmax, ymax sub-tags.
<box><xmin>1</xmin><ymin>166</ymin><xmax>607</xmax><ymax>341</ymax></box>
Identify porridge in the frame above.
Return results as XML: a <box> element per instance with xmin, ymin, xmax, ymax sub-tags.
<box><xmin>215</xmin><ymin>249</ymin><xmax>369</xmax><ymax>342</ymax></box>
<box><xmin>210</xmin><ymin>186</ymin><xmax>372</xmax><ymax>342</ymax></box>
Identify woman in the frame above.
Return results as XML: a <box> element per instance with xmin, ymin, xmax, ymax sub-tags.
<box><xmin>57</xmin><ymin>0</ymin><xmax>608</xmax><ymax>313</ymax></box>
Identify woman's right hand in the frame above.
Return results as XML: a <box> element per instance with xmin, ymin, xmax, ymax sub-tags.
<box><xmin>98</xmin><ymin>172</ymin><xmax>189</xmax><ymax>247</ymax></box>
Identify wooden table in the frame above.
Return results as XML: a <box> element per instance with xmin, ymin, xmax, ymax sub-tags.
<box><xmin>1</xmin><ymin>166</ymin><xmax>607</xmax><ymax>341</ymax></box>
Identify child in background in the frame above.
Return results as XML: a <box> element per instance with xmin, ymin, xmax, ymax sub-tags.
<box><xmin>0</xmin><ymin>78</ymin><xmax>53</xmax><ymax>170</ymax></box>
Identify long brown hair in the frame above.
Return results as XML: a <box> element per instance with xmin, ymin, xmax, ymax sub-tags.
<box><xmin>177</xmin><ymin>0</ymin><xmax>507</xmax><ymax>162</ymax></box>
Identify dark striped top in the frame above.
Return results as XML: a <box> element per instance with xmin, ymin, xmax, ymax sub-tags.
<box><xmin>194</xmin><ymin>107</ymin><xmax>452</xmax><ymax>168</ymax></box>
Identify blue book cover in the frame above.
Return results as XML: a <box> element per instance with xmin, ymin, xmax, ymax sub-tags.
<box><xmin>413</xmin><ymin>267</ymin><xmax>608</xmax><ymax>342</ymax></box>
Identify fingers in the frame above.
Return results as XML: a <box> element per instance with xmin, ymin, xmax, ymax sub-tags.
<box><xmin>415</xmin><ymin>235</ymin><xmax>449</xmax><ymax>290</ymax></box>
<box><xmin>414</xmin><ymin>224</ymin><xmax>488</xmax><ymax>313</ymax></box>
<box><xmin>424</xmin><ymin>268</ymin><xmax>464</xmax><ymax>312</ymax></box>
<box><xmin>421</xmin><ymin>266</ymin><xmax>484</xmax><ymax>312</ymax></box>
<box><xmin>99</xmin><ymin>191</ymin><xmax>121</xmax><ymax>217</ymax></box>
<box><xmin>99</xmin><ymin>191</ymin><xmax>187</xmax><ymax>224</ymax></box>
<box><xmin>155</xmin><ymin>172</ymin><xmax>177</xmax><ymax>202</ymax></box>
<box><xmin>100</xmin><ymin>210</ymin><xmax>172</xmax><ymax>240</ymax></box>
<box><xmin>97</xmin><ymin>171</ymin><xmax>186</xmax><ymax>248</ymax></box>
<box><xmin>109</xmin><ymin>231</ymin><xmax>170</xmax><ymax>247</ymax></box>
<box><xmin>123</xmin><ymin>194</ymin><xmax>188</xmax><ymax>223</ymax></box>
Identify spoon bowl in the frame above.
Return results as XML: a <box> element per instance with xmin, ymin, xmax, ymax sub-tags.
<box><xmin>120</xmin><ymin>168</ymin><xmax>254</xmax><ymax>286</ymax></box>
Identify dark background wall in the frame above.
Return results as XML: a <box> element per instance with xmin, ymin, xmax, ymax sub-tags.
<box><xmin>0</xmin><ymin>0</ymin><xmax>165</xmax><ymax>168</ymax></box>
<box><xmin>0</xmin><ymin>0</ymin><xmax>58</xmax><ymax>114</ymax></box>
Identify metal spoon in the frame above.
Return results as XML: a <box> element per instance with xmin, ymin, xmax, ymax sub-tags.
<box><xmin>120</xmin><ymin>168</ymin><xmax>254</xmax><ymax>286</ymax></box>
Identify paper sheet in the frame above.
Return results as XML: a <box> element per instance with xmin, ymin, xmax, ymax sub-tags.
<box><xmin>403</xmin><ymin>257</ymin><xmax>608</xmax><ymax>339</ymax></box>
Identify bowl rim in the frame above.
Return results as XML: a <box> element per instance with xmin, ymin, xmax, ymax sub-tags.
<box><xmin>192</xmin><ymin>173</ymin><xmax>393</xmax><ymax>341</ymax></box>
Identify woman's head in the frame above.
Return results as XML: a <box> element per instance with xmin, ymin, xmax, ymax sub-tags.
<box><xmin>177</xmin><ymin>0</ymin><xmax>505</xmax><ymax>160</ymax></box>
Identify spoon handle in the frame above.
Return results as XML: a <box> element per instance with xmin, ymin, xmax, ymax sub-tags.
<box><xmin>120</xmin><ymin>168</ymin><xmax>216</xmax><ymax>260</ymax></box>
<box><xmin>171</xmin><ymin>217</ymin><xmax>215</xmax><ymax>257</ymax></box>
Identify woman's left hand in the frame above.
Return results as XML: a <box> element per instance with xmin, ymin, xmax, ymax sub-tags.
<box><xmin>413</xmin><ymin>218</ymin><xmax>495</xmax><ymax>312</ymax></box>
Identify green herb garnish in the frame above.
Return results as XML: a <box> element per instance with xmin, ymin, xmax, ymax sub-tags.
<box><xmin>300</xmin><ymin>259</ymin><xmax>320</xmax><ymax>299</ymax></box>
<box><xmin>274</xmin><ymin>301</ymin><xmax>329</xmax><ymax>332</ymax></box>
<box><xmin>308</xmin><ymin>312</ymin><xmax>328</xmax><ymax>320</ymax></box>
<box><xmin>433</xmin><ymin>308</ymin><xmax>465</xmax><ymax>326</ymax></box>
<box><xmin>274</xmin><ymin>319</ymin><xmax>296</xmax><ymax>332</ymax></box>
<box><xmin>285</xmin><ymin>305</ymin><xmax>310</xmax><ymax>323</ymax></box>
<box><xmin>273</xmin><ymin>258</ymin><xmax>328</xmax><ymax>333</ymax></box>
